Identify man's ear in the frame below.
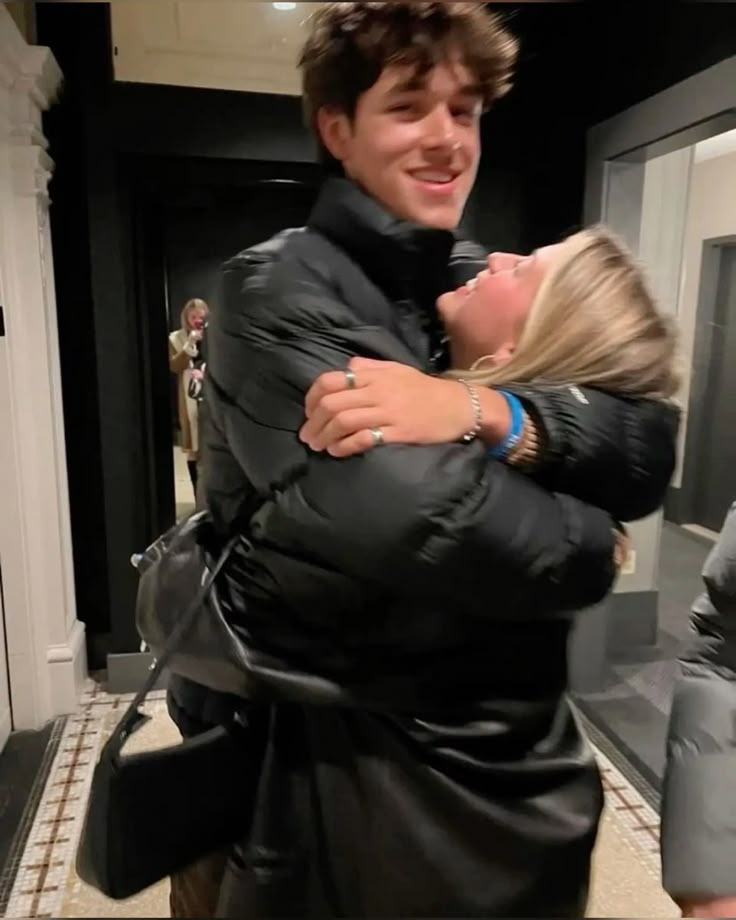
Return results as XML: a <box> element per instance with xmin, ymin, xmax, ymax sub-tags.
<box><xmin>316</xmin><ymin>106</ymin><xmax>353</xmax><ymax>164</ymax></box>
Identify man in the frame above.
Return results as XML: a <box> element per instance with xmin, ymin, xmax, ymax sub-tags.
<box><xmin>167</xmin><ymin>3</ymin><xmax>678</xmax><ymax>916</ymax></box>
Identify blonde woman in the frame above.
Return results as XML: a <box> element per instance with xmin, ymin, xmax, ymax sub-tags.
<box><xmin>169</xmin><ymin>298</ymin><xmax>209</xmax><ymax>497</ymax></box>
<box><xmin>300</xmin><ymin>226</ymin><xmax>680</xmax><ymax>485</ymax></box>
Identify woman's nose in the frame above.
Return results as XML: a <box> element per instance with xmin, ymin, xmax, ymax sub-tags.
<box><xmin>488</xmin><ymin>252</ymin><xmax>523</xmax><ymax>274</ymax></box>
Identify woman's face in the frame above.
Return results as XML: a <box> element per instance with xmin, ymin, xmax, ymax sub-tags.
<box><xmin>439</xmin><ymin>244</ymin><xmax>563</xmax><ymax>364</ymax></box>
<box><xmin>186</xmin><ymin>307</ymin><xmax>206</xmax><ymax>331</ymax></box>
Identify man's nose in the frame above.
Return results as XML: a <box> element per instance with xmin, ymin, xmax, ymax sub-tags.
<box><xmin>422</xmin><ymin>105</ymin><xmax>457</xmax><ymax>151</ymax></box>
<box><xmin>488</xmin><ymin>252</ymin><xmax>523</xmax><ymax>273</ymax></box>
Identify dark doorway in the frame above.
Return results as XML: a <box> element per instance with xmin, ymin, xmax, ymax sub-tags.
<box><xmin>125</xmin><ymin>157</ymin><xmax>323</xmax><ymax>539</ymax></box>
<box><xmin>692</xmin><ymin>244</ymin><xmax>736</xmax><ymax>531</ymax></box>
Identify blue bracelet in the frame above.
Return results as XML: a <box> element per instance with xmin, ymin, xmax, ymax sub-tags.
<box><xmin>488</xmin><ymin>390</ymin><xmax>524</xmax><ymax>460</ymax></box>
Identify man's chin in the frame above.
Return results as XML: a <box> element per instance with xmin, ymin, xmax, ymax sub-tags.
<box><xmin>406</xmin><ymin>204</ymin><xmax>462</xmax><ymax>230</ymax></box>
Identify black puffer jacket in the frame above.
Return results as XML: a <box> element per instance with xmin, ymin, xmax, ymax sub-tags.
<box><xmin>170</xmin><ymin>178</ymin><xmax>678</xmax><ymax>917</ymax></box>
<box><xmin>661</xmin><ymin>502</ymin><xmax>736</xmax><ymax>902</ymax></box>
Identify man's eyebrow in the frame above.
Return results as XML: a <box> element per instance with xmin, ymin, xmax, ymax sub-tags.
<box><xmin>387</xmin><ymin>78</ymin><xmax>484</xmax><ymax>98</ymax></box>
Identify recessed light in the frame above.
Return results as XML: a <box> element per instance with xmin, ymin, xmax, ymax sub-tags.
<box><xmin>273</xmin><ymin>2</ymin><xmax>297</xmax><ymax>9</ymax></box>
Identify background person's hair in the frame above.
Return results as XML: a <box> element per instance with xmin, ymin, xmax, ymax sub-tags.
<box><xmin>298</xmin><ymin>2</ymin><xmax>519</xmax><ymax>171</ymax></box>
<box><xmin>180</xmin><ymin>298</ymin><xmax>210</xmax><ymax>329</ymax></box>
<box><xmin>457</xmin><ymin>226</ymin><xmax>681</xmax><ymax>401</ymax></box>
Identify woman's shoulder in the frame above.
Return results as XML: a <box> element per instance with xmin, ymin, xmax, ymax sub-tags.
<box><xmin>169</xmin><ymin>328</ymin><xmax>186</xmax><ymax>349</ymax></box>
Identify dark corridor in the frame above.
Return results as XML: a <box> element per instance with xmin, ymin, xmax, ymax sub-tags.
<box><xmin>126</xmin><ymin>157</ymin><xmax>322</xmax><ymax>558</ymax></box>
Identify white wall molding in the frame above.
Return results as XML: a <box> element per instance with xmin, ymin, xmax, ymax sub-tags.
<box><xmin>0</xmin><ymin>5</ymin><xmax>85</xmax><ymax>731</ymax></box>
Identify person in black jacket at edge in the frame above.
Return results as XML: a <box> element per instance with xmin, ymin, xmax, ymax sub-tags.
<box><xmin>661</xmin><ymin>501</ymin><xmax>736</xmax><ymax>919</ymax></box>
<box><xmin>165</xmin><ymin>4</ymin><xmax>680</xmax><ymax>917</ymax></box>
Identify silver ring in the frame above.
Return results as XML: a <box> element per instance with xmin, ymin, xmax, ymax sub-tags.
<box><xmin>370</xmin><ymin>427</ymin><xmax>385</xmax><ymax>447</ymax></box>
<box><xmin>344</xmin><ymin>368</ymin><xmax>356</xmax><ymax>390</ymax></box>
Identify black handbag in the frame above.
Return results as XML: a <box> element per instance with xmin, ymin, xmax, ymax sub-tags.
<box><xmin>76</xmin><ymin>517</ymin><xmax>261</xmax><ymax>901</ymax></box>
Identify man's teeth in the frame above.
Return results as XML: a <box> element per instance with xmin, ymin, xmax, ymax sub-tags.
<box><xmin>414</xmin><ymin>173</ymin><xmax>454</xmax><ymax>183</ymax></box>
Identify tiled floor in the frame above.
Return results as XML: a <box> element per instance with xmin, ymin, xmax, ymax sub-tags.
<box><xmin>2</xmin><ymin>680</ymin><xmax>677</xmax><ymax>919</ymax></box>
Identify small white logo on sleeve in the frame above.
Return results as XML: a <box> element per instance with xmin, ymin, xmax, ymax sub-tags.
<box><xmin>569</xmin><ymin>386</ymin><xmax>589</xmax><ymax>405</ymax></box>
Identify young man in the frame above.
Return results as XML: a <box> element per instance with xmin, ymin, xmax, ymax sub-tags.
<box><xmin>167</xmin><ymin>4</ymin><xmax>678</xmax><ymax>916</ymax></box>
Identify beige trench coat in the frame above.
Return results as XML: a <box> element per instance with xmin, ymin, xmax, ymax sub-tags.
<box><xmin>169</xmin><ymin>329</ymin><xmax>198</xmax><ymax>456</ymax></box>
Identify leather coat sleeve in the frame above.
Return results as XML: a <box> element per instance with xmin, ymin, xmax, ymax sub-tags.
<box><xmin>211</xmin><ymin>255</ymin><xmax>618</xmax><ymax>617</ymax></box>
<box><xmin>660</xmin><ymin>503</ymin><xmax>736</xmax><ymax>901</ymax></box>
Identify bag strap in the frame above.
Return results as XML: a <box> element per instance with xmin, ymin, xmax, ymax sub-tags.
<box><xmin>108</xmin><ymin>535</ymin><xmax>239</xmax><ymax>753</ymax></box>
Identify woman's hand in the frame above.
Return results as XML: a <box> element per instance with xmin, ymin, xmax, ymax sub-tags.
<box><xmin>300</xmin><ymin>357</ymin><xmax>509</xmax><ymax>457</ymax></box>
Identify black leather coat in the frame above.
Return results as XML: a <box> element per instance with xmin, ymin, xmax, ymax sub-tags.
<box><xmin>171</xmin><ymin>178</ymin><xmax>679</xmax><ymax>917</ymax></box>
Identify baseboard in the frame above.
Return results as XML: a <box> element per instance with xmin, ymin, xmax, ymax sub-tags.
<box><xmin>106</xmin><ymin>651</ymin><xmax>168</xmax><ymax>695</ymax></box>
<box><xmin>607</xmin><ymin>590</ymin><xmax>658</xmax><ymax>657</ymax></box>
<box><xmin>46</xmin><ymin>619</ymin><xmax>87</xmax><ymax>716</ymax></box>
<box><xmin>0</xmin><ymin>708</ymin><xmax>10</xmax><ymax>751</ymax></box>
<box><xmin>568</xmin><ymin>590</ymin><xmax>659</xmax><ymax>695</ymax></box>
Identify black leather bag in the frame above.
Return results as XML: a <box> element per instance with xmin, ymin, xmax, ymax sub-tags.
<box><xmin>76</xmin><ymin>517</ymin><xmax>260</xmax><ymax>901</ymax></box>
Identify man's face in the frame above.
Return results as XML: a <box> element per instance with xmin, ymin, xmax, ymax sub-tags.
<box><xmin>319</xmin><ymin>59</ymin><xmax>482</xmax><ymax>229</ymax></box>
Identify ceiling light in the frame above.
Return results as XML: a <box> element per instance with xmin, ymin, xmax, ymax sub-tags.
<box><xmin>273</xmin><ymin>2</ymin><xmax>297</xmax><ymax>9</ymax></box>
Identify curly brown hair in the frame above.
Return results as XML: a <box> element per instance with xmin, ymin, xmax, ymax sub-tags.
<box><xmin>299</xmin><ymin>2</ymin><xmax>519</xmax><ymax>162</ymax></box>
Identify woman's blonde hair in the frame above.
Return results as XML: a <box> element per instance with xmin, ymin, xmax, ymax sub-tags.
<box><xmin>458</xmin><ymin>225</ymin><xmax>681</xmax><ymax>401</ymax></box>
<box><xmin>181</xmin><ymin>298</ymin><xmax>209</xmax><ymax>329</ymax></box>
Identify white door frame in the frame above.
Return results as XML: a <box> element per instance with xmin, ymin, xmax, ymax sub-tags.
<box><xmin>0</xmin><ymin>334</ymin><xmax>11</xmax><ymax>751</ymax></box>
<box><xmin>0</xmin><ymin>7</ymin><xmax>86</xmax><ymax>731</ymax></box>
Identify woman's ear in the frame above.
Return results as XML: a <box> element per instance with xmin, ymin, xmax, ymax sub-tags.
<box><xmin>492</xmin><ymin>342</ymin><xmax>515</xmax><ymax>366</ymax></box>
<box><xmin>316</xmin><ymin>107</ymin><xmax>353</xmax><ymax>165</ymax></box>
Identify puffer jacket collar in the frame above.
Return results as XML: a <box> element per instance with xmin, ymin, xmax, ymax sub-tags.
<box><xmin>308</xmin><ymin>177</ymin><xmax>456</xmax><ymax>309</ymax></box>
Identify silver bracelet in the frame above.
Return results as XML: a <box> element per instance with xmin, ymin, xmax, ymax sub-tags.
<box><xmin>458</xmin><ymin>379</ymin><xmax>483</xmax><ymax>443</ymax></box>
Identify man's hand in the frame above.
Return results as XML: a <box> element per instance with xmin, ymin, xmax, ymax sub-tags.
<box><xmin>678</xmin><ymin>897</ymin><xmax>736</xmax><ymax>918</ymax></box>
<box><xmin>301</xmin><ymin>357</ymin><xmax>482</xmax><ymax>457</ymax></box>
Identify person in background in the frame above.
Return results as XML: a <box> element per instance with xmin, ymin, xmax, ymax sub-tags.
<box><xmin>661</xmin><ymin>501</ymin><xmax>736</xmax><ymax>919</ymax></box>
<box><xmin>169</xmin><ymin>298</ymin><xmax>209</xmax><ymax>499</ymax></box>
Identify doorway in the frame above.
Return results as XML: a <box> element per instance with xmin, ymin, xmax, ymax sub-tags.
<box><xmin>691</xmin><ymin>243</ymin><xmax>736</xmax><ymax>531</ymax></box>
<box><xmin>124</xmin><ymin>156</ymin><xmax>323</xmax><ymax>539</ymax></box>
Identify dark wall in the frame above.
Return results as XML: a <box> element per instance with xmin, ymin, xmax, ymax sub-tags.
<box><xmin>163</xmin><ymin>180</ymin><xmax>320</xmax><ymax>321</ymax></box>
<box><xmin>36</xmin><ymin>1</ymin><xmax>736</xmax><ymax>663</ymax></box>
<box><xmin>473</xmin><ymin>1</ymin><xmax>736</xmax><ymax>252</ymax></box>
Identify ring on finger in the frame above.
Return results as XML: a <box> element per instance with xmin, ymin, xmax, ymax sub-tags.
<box><xmin>370</xmin><ymin>427</ymin><xmax>385</xmax><ymax>447</ymax></box>
<box><xmin>344</xmin><ymin>368</ymin><xmax>357</xmax><ymax>390</ymax></box>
